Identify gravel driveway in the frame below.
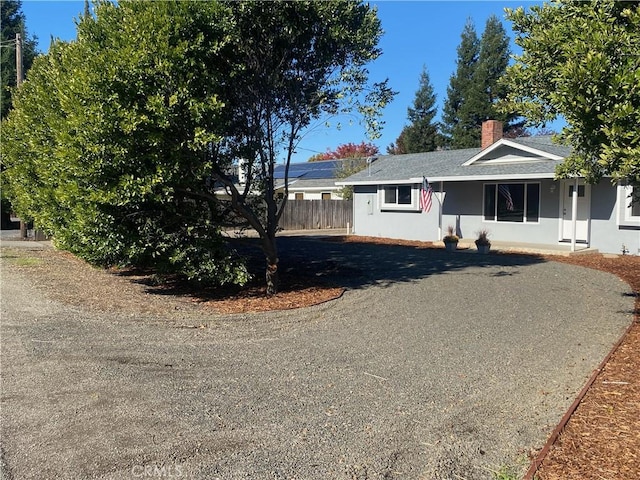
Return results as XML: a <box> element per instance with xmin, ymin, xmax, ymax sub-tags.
<box><xmin>0</xmin><ymin>237</ymin><xmax>634</xmax><ymax>479</ymax></box>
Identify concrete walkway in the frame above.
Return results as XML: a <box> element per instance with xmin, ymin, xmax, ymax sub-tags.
<box><xmin>229</xmin><ymin>228</ymin><xmax>602</xmax><ymax>257</ymax></box>
<box><xmin>452</xmin><ymin>239</ymin><xmax>599</xmax><ymax>256</ymax></box>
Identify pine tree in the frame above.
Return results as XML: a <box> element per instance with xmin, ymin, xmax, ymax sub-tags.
<box><xmin>474</xmin><ymin>15</ymin><xmax>523</xmax><ymax>134</ymax></box>
<box><xmin>442</xmin><ymin>16</ymin><xmax>519</xmax><ymax>148</ymax></box>
<box><xmin>387</xmin><ymin>129</ymin><xmax>407</xmax><ymax>155</ymax></box>
<box><xmin>388</xmin><ymin>66</ymin><xmax>442</xmax><ymax>154</ymax></box>
<box><xmin>1</xmin><ymin>0</ymin><xmax>38</xmax><ymax>119</ymax></box>
<box><xmin>442</xmin><ymin>18</ymin><xmax>481</xmax><ymax>148</ymax></box>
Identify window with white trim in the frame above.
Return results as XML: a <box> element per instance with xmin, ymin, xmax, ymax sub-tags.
<box><xmin>626</xmin><ymin>185</ymin><xmax>640</xmax><ymax>220</ymax></box>
<box><xmin>627</xmin><ymin>187</ymin><xmax>640</xmax><ymax>220</ymax></box>
<box><xmin>380</xmin><ymin>185</ymin><xmax>418</xmax><ymax>210</ymax></box>
<box><xmin>617</xmin><ymin>184</ymin><xmax>640</xmax><ymax>227</ymax></box>
<box><xmin>483</xmin><ymin>183</ymin><xmax>540</xmax><ymax>223</ymax></box>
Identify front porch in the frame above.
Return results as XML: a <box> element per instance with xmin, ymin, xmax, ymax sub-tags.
<box><xmin>447</xmin><ymin>239</ymin><xmax>600</xmax><ymax>257</ymax></box>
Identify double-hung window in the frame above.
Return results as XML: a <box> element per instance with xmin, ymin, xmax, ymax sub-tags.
<box><xmin>484</xmin><ymin>183</ymin><xmax>540</xmax><ymax>223</ymax></box>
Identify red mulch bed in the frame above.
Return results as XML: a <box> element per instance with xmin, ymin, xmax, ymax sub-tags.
<box><xmin>533</xmin><ymin>254</ymin><xmax>640</xmax><ymax>480</ymax></box>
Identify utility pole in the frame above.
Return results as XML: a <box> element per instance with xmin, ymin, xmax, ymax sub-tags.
<box><xmin>15</xmin><ymin>33</ymin><xmax>27</xmax><ymax>239</ymax></box>
<box><xmin>16</xmin><ymin>33</ymin><xmax>23</xmax><ymax>87</ymax></box>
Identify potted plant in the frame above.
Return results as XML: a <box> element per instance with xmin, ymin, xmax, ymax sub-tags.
<box><xmin>475</xmin><ymin>229</ymin><xmax>491</xmax><ymax>254</ymax></box>
<box><xmin>443</xmin><ymin>225</ymin><xmax>459</xmax><ymax>252</ymax></box>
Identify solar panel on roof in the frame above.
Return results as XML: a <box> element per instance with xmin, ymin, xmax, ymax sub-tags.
<box><xmin>273</xmin><ymin>160</ymin><xmax>341</xmax><ymax>179</ymax></box>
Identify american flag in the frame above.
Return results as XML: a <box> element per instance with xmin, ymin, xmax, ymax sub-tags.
<box><xmin>499</xmin><ymin>184</ymin><xmax>514</xmax><ymax>211</ymax></box>
<box><xmin>420</xmin><ymin>177</ymin><xmax>433</xmax><ymax>213</ymax></box>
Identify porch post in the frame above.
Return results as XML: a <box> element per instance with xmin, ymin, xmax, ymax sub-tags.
<box><xmin>571</xmin><ymin>177</ymin><xmax>578</xmax><ymax>252</ymax></box>
<box><xmin>438</xmin><ymin>181</ymin><xmax>443</xmax><ymax>241</ymax></box>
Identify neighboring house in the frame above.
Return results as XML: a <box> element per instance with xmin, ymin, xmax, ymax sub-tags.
<box><xmin>218</xmin><ymin>158</ymin><xmax>343</xmax><ymax>199</ymax></box>
<box><xmin>338</xmin><ymin>120</ymin><xmax>640</xmax><ymax>255</ymax></box>
<box><xmin>273</xmin><ymin>159</ymin><xmax>344</xmax><ymax>200</ymax></box>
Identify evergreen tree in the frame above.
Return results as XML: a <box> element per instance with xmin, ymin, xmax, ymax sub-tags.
<box><xmin>476</xmin><ymin>15</ymin><xmax>509</xmax><ymax>116</ymax></box>
<box><xmin>442</xmin><ymin>16</ymin><xmax>517</xmax><ymax>148</ymax></box>
<box><xmin>442</xmin><ymin>19</ymin><xmax>481</xmax><ymax>148</ymax></box>
<box><xmin>1</xmin><ymin>0</ymin><xmax>38</xmax><ymax>119</ymax></box>
<box><xmin>388</xmin><ymin>66</ymin><xmax>442</xmax><ymax>154</ymax></box>
<box><xmin>475</xmin><ymin>15</ymin><xmax>524</xmax><ymax>135</ymax></box>
<box><xmin>387</xmin><ymin>129</ymin><xmax>407</xmax><ymax>154</ymax></box>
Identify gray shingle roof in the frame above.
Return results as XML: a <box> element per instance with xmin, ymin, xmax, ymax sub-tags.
<box><xmin>340</xmin><ymin>137</ymin><xmax>573</xmax><ymax>184</ymax></box>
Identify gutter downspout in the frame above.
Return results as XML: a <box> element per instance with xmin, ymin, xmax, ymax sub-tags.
<box><xmin>571</xmin><ymin>178</ymin><xmax>578</xmax><ymax>252</ymax></box>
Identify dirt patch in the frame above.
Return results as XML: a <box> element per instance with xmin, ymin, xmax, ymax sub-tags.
<box><xmin>0</xmin><ymin>246</ymin><xmax>344</xmax><ymax>316</ymax></box>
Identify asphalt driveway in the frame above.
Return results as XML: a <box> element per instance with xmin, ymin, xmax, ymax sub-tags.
<box><xmin>0</xmin><ymin>237</ymin><xmax>634</xmax><ymax>479</ymax></box>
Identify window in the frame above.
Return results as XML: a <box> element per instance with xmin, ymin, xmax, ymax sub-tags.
<box><xmin>569</xmin><ymin>185</ymin><xmax>585</xmax><ymax>197</ymax></box>
<box><xmin>321</xmin><ymin>192</ymin><xmax>332</xmax><ymax>200</ymax></box>
<box><xmin>294</xmin><ymin>192</ymin><xmax>304</xmax><ymax>200</ymax></box>
<box><xmin>483</xmin><ymin>183</ymin><xmax>540</xmax><ymax>223</ymax></box>
<box><xmin>631</xmin><ymin>187</ymin><xmax>640</xmax><ymax>218</ymax></box>
<box><xmin>384</xmin><ymin>185</ymin><xmax>411</xmax><ymax>204</ymax></box>
<box><xmin>617</xmin><ymin>184</ymin><xmax>640</xmax><ymax>226</ymax></box>
<box><xmin>380</xmin><ymin>185</ymin><xmax>418</xmax><ymax>210</ymax></box>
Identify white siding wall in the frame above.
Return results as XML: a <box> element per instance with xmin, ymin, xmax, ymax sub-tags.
<box><xmin>287</xmin><ymin>191</ymin><xmax>341</xmax><ymax>200</ymax></box>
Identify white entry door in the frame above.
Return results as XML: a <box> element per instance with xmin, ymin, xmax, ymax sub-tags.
<box><xmin>561</xmin><ymin>180</ymin><xmax>590</xmax><ymax>242</ymax></box>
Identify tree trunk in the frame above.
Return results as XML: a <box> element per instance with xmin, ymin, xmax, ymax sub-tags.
<box><xmin>265</xmin><ymin>256</ymin><xmax>279</xmax><ymax>296</ymax></box>
<box><xmin>262</xmin><ymin>234</ymin><xmax>279</xmax><ymax>295</ymax></box>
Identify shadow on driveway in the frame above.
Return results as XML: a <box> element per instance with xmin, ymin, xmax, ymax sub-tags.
<box><xmin>273</xmin><ymin>236</ymin><xmax>546</xmax><ymax>290</ymax></box>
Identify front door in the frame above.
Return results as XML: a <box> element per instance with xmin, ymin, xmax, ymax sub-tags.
<box><xmin>561</xmin><ymin>180</ymin><xmax>590</xmax><ymax>242</ymax></box>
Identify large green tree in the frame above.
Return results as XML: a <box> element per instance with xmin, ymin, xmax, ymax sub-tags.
<box><xmin>2</xmin><ymin>0</ymin><xmax>392</xmax><ymax>294</ymax></box>
<box><xmin>1</xmin><ymin>0</ymin><xmax>38</xmax><ymax>228</ymax></box>
<box><xmin>3</xmin><ymin>1</ymin><xmax>247</xmax><ymax>285</ymax></box>
<box><xmin>442</xmin><ymin>19</ymin><xmax>481</xmax><ymax>148</ymax></box>
<box><xmin>199</xmin><ymin>1</ymin><xmax>392</xmax><ymax>293</ymax></box>
<box><xmin>442</xmin><ymin>15</ymin><xmax>516</xmax><ymax>148</ymax></box>
<box><xmin>1</xmin><ymin>0</ymin><xmax>38</xmax><ymax>119</ymax></box>
<box><xmin>501</xmin><ymin>0</ymin><xmax>640</xmax><ymax>185</ymax></box>
<box><xmin>388</xmin><ymin>66</ymin><xmax>442</xmax><ymax>154</ymax></box>
<box><xmin>473</xmin><ymin>15</ymin><xmax>516</xmax><ymax>126</ymax></box>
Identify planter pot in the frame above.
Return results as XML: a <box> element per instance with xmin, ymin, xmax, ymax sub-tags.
<box><xmin>444</xmin><ymin>241</ymin><xmax>458</xmax><ymax>252</ymax></box>
<box><xmin>476</xmin><ymin>244</ymin><xmax>490</xmax><ymax>254</ymax></box>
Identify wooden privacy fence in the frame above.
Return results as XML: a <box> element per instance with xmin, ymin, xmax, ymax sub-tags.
<box><xmin>279</xmin><ymin>199</ymin><xmax>352</xmax><ymax>230</ymax></box>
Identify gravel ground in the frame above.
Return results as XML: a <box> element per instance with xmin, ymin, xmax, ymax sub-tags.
<box><xmin>0</xmin><ymin>237</ymin><xmax>634</xmax><ymax>479</ymax></box>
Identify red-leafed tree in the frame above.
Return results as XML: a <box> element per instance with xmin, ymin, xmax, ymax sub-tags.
<box><xmin>308</xmin><ymin>141</ymin><xmax>379</xmax><ymax>161</ymax></box>
<box><xmin>308</xmin><ymin>142</ymin><xmax>380</xmax><ymax>199</ymax></box>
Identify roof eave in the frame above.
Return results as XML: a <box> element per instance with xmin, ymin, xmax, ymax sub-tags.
<box><xmin>338</xmin><ymin>172</ymin><xmax>559</xmax><ymax>186</ymax></box>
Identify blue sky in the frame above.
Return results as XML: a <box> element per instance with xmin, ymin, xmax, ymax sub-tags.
<box><xmin>20</xmin><ymin>0</ymin><xmax>561</xmax><ymax>163</ymax></box>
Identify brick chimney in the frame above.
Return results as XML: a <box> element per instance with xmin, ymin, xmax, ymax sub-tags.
<box><xmin>481</xmin><ymin>120</ymin><xmax>503</xmax><ymax>149</ymax></box>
